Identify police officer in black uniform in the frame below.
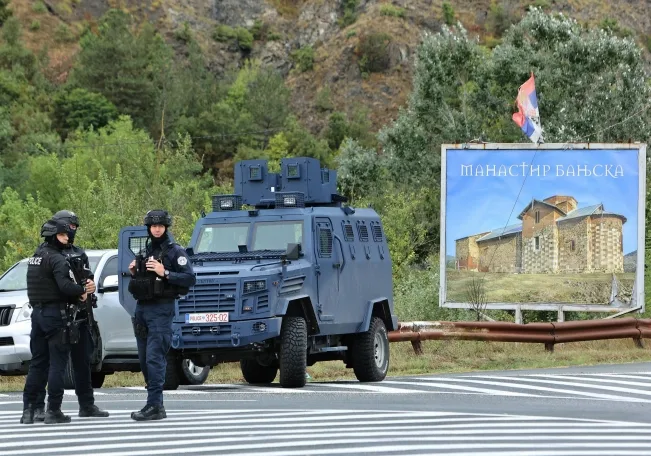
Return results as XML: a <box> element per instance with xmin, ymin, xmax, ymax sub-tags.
<box><xmin>29</xmin><ymin>209</ymin><xmax>108</xmax><ymax>421</ymax></box>
<box><xmin>20</xmin><ymin>216</ymin><xmax>108</xmax><ymax>424</ymax></box>
<box><xmin>128</xmin><ymin>210</ymin><xmax>195</xmax><ymax>421</ymax></box>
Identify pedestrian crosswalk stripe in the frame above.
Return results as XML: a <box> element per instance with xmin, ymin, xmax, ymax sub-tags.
<box><xmin>417</xmin><ymin>376</ymin><xmax>651</xmax><ymax>402</ymax></box>
<box><xmin>0</xmin><ymin>409</ymin><xmax>649</xmax><ymax>456</ymax></box>
<box><xmin>383</xmin><ymin>379</ymin><xmax>540</xmax><ymax>397</ymax></box>
<box><xmin>309</xmin><ymin>382</ymin><xmax>429</xmax><ymax>394</ymax></box>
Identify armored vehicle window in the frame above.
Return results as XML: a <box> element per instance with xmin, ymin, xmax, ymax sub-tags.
<box><xmin>196</xmin><ymin>223</ymin><xmax>250</xmax><ymax>253</ymax></box>
<box><xmin>129</xmin><ymin>237</ymin><xmax>148</xmax><ymax>255</ymax></box>
<box><xmin>252</xmin><ymin>221</ymin><xmax>303</xmax><ymax>251</ymax></box>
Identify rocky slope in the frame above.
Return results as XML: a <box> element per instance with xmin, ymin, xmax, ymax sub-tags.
<box><xmin>12</xmin><ymin>0</ymin><xmax>651</xmax><ymax>136</ymax></box>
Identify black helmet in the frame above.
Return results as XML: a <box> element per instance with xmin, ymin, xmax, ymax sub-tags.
<box><xmin>52</xmin><ymin>210</ymin><xmax>79</xmax><ymax>227</ymax></box>
<box><xmin>40</xmin><ymin>219</ymin><xmax>69</xmax><ymax>238</ymax></box>
<box><xmin>51</xmin><ymin>209</ymin><xmax>79</xmax><ymax>243</ymax></box>
<box><xmin>144</xmin><ymin>209</ymin><xmax>172</xmax><ymax>227</ymax></box>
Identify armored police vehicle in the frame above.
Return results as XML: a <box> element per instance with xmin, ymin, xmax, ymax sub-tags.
<box><xmin>118</xmin><ymin>157</ymin><xmax>397</xmax><ymax>387</ymax></box>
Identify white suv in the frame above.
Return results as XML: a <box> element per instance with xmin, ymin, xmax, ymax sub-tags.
<box><xmin>0</xmin><ymin>249</ymin><xmax>209</xmax><ymax>389</ymax></box>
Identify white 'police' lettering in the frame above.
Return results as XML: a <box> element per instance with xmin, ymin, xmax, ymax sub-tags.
<box><xmin>28</xmin><ymin>257</ymin><xmax>42</xmax><ymax>265</ymax></box>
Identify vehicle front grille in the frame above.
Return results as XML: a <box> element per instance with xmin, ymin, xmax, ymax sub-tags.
<box><xmin>0</xmin><ymin>307</ymin><xmax>13</xmax><ymax>326</ymax></box>
<box><xmin>178</xmin><ymin>280</ymin><xmax>238</xmax><ymax>314</ymax></box>
<box><xmin>0</xmin><ymin>337</ymin><xmax>14</xmax><ymax>346</ymax></box>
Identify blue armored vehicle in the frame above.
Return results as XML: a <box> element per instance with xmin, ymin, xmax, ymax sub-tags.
<box><xmin>118</xmin><ymin>157</ymin><xmax>397</xmax><ymax>387</ymax></box>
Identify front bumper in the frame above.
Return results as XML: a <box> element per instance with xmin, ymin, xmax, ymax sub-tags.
<box><xmin>0</xmin><ymin>319</ymin><xmax>32</xmax><ymax>375</ymax></box>
<box><xmin>173</xmin><ymin>317</ymin><xmax>282</xmax><ymax>350</ymax></box>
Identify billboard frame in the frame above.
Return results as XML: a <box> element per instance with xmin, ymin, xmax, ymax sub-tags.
<box><xmin>439</xmin><ymin>142</ymin><xmax>647</xmax><ymax>316</ymax></box>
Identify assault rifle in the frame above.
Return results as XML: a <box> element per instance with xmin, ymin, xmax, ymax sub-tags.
<box><xmin>67</xmin><ymin>253</ymin><xmax>97</xmax><ymax>327</ymax></box>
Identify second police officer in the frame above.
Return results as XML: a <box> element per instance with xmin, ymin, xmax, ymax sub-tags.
<box><xmin>128</xmin><ymin>210</ymin><xmax>195</xmax><ymax>421</ymax></box>
<box><xmin>21</xmin><ymin>214</ymin><xmax>108</xmax><ymax>424</ymax></box>
<box><xmin>31</xmin><ymin>210</ymin><xmax>105</xmax><ymax>422</ymax></box>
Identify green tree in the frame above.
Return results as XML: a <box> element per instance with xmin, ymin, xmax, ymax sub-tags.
<box><xmin>0</xmin><ymin>188</ymin><xmax>51</xmax><ymax>270</ymax></box>
<box><xmin>244</xmin><ymin>67</ymin><xmax>291</xmax><ymax>149</ymax></box>
<box><xmin>53</xmin><ymin>88</ymin><xmax>118</xmax><ymax>139</ymax></box>
<box><xmin>0</xmin><ymin>0</ymin><xmax>12</xmax><ymax>26</ymax></box>
<box><xmin>336</xmin><ymin>138</ymin><xmax>386</xmax><ymax>200</ymax></box>
<box><xmin>69</xmin><ymin>9</ymin><xmax>173</xmax><ymax>136</ymax></box>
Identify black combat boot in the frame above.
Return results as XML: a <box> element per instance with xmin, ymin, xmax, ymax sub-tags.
<box><xmin>79</xmin><ymin>404</ymin><xmax>109</xmax><ymax>417</ymax></box>
<box><xmin>33</xmin><ymin>406</ymin><xmax>45</xmax><ymax>422</ymax></box>
<box><xmin>131</xmin><ymin>404</ymin><xmax>166</xmax><ymax>421</ymax></box>
<box><xmin>19</xmin><ymin>405</ymin><xmax>34</xmax><ymax>424</ymax></box>
<box><xmin>44</xmin><ymin>408</ymin><xmax>71</xmax><ymax>424</ymax></box>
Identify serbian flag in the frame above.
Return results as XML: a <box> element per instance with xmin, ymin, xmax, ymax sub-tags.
<box><xmin>512</xmin><ymin>72</ymin><xmax>543</xmax><ymax>143</ymax></box>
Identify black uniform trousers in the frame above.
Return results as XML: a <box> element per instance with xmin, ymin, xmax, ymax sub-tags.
<box><xmin>134</xmin><ymin>300</ymin><xmax>175</xmax><ymax>406</ymax></box>
<box><xmin>23</xmin><ymin>305</ymin><xmax>94</xmax><ymax>411</ymax></box>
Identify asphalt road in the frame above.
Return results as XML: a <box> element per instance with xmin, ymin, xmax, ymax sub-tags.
<box><xmin>1</xmin><ymin>362</ymin><xmax>651</xmax><ymax>455</ymax></box>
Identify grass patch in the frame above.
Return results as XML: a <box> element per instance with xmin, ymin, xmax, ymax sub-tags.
<box><xmin>379</xmin><ymin>4</ymin><xmax>405</xmax><ymax>18</ymax></box>
<box><xmin>446</xmin><ymin>270</ymin><xmax>635</xmax><ymax>303</ymax></box>
<box><xmin>2</xmin><ymin>338</ymin><xmax>650</xmax><ymax>392</ymax></box>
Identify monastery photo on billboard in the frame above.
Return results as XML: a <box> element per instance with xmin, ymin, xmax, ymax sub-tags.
<box><xmin>454</xmin><ymin>194</ymin><xmax>634</xmax><ymax>275</ymax></box>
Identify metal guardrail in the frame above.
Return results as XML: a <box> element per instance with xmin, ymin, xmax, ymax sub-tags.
<box><xmin>388</xmin><ymin>318</ymin><xmax>651</xmax><ymax>353</ymax></box>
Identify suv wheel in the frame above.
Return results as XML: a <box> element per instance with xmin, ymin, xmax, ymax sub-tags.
<box><xmin>240</xmin><ymin>359</ymin><xmax>278</xmax><ymax>384</ymax></box>
<box><xmin>179</xmin><ymin>359</ymin><xmax>210</xmax><ymax>385</ymax></box>
<box><xmin>351</xmin><ymin>316</ymin><xmax>390</xmax><ymax>382</ymax></box>
<box><xmin>279</xmin><ymin>316</ymin><xmax>307</xmax><ymax>388</ymax></box>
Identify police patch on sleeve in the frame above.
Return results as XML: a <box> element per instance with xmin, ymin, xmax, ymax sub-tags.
<box><xmin>178</xmin><ymin>256</ymin><xmax>188</xmax><ymax>266</ymax></box>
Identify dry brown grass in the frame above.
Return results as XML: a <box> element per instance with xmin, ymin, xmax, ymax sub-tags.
<box><xmin>446</xmin><ymin>270</ymin><xmax>635</xmax><ymax>304</ymax></box>
<box><xmin>2</xmin><ymin>337</ymin><xmax>650</xmax><ymax>392</ymax></box>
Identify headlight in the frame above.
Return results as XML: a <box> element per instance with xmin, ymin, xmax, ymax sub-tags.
<box><xmin>15</xmin><ymin>304</ymin><xmax>32</xmax><ymax>322</ymax></box>
<box><xmin>243</xmin><ymin>280</ymin><xmax>266</xmax><ymax>294</ymax></box>
<box><xmin>283</xmin><ymin>196</ymin><xmax>296</xmax><ymax>206</ymax></box>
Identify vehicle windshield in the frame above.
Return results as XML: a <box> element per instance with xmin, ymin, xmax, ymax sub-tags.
<box><xmin>0</xmin><ymin>255</ymin><xmax>102</xmax><ymax>292</ymax></box>
<box><xmin>0</xmin><ymin>261</ymin><xmax>28</xmax><ymax>291</ymax></box>
<box><xmin>195</xmin><ymin>220</ymin><xmax>303</xmax><ymax>253</ymax></box>
<box><xmin>196</xmin><ymin>223</ymin><xmax>250</xmax><ymax>253</ymax></box>
<box><xmin>252</xmin><ymin>221</ymin><xmax>303</xmax><ymax>250</ymax></box>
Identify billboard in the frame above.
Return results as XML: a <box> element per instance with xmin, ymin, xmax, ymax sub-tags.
<box><xmin>440</xmin><ymin>143</ymin><xmax>646</xmax><ymax>313</ymax></box>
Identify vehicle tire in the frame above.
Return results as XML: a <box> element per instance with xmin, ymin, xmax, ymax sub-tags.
<box><xmin>351</xmin><ymin>316</ymin><xmax>390</xmax><ymax>382</ymax></box>
<box><xmin>278</xmin><ymin>316</ymin><xmax>307</xmax><ymax>388</ymax></box>
<box><xmin>63</xmin><ymin>354</ymin><xmax>75</xmax><ymax>390</ymax></box>
<box><xmin>240</xmin><ymin>359</ymin><xmax>278</xmax><ymax>384</ymax></box>
<box><xmin>179</xmin><ymin>359</ymin><xmax>210</xmax><ymax>385</ymax></box>
<box><xmin>91</xmin><ymin>372</ymin><xmax>106</xmax><ymax>388</ymax></box>
<box><xmin>163</xmin><ymin>352</ymin><xmax>181</xmax><ymax>390</ymax></box>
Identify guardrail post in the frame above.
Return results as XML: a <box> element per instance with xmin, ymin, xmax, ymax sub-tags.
<box><xmin>557</xmin><ymin>306</ymin><xmax>564</xmax><ymax>322</ymax></box>
<box><xmin>515</xmin><ymin>305</ymin><xmax>522</xmax><ymax>324</ymax></box>
<box><xmin>411</xmin><ymin>340</ymin><xmax>424</xmax><ymax>355</ymax></box>
<box><xmin>633</xmin><ymin>337</ymin><xmax>644</xmax><ymax>348</ymax></box>
<box><xmin>544</xmin><ymin>342</ymin><xmax>554</xmax><ymax>352</ymax></box>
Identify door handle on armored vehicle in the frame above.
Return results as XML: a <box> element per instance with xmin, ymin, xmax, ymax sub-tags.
<box><xmin>333</xmin><ymin>234</ymin><xmax>345</xmax><ymax>271</ymax></box>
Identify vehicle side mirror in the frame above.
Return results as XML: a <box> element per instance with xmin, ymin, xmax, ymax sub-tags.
<box><xmin>99</xmin><ymin>275</ymin><xmax>119</xmax><ymax>293</ymax></box>
<box><xmin>285</xmin><ymin>243</ymin><xmax>301</xmax><ymax>261</ymax></box>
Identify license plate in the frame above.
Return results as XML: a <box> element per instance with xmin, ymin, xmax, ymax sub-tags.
<box><xmin>185</xmin><ymin>312</ymin><xmax>229</xmax><ymax>324</ymax></box>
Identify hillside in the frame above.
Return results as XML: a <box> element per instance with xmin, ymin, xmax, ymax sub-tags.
<box><xmin>9</xmin><ymin>0</ymin><xmax>651</xmax><ymax>137</ymax></box>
